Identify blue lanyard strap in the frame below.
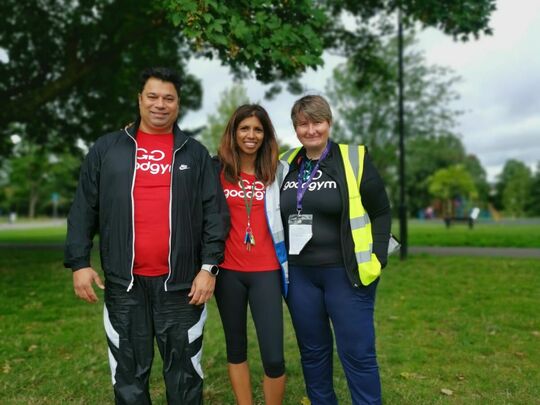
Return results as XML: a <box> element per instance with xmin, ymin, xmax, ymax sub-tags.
<box><xmin>296</xmin><ymin>142</ymin><xmax>331</xmax><ymax>213</ymax></box>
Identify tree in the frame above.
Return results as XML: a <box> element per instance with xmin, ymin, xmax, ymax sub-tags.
<box><xmin>527</xmin><ymin>162</ymin><xmax>540</xmax><ymax>216</ymax></box>
<box><xmin>463</xmin><ymin>154</ymin><xmax>490</xmax><ymax>205</ymax></box>
<box><xmin>198</xmin><ymin>84</ymin><xmax>250</xmax><ymax>155</ymax></box>
<box><xmin>2</xmin><ymin>140</ymin><xmax>81</xmax><ymax>218</ymax></box>
<box><xmin>0</xmin><ymin>0</ymin><xmax>496</xmax><ymax>156</ymax></box>
<box><xmin>495</xmin><ymin>159</ymin><xmax>532</xmax><ymax>218</ymax></box>
<box><xmin>406</xmin><ymin>134</ymin><xmax>468</xmax><ymax>216</ymax></box>
<box><xmin>0</xmin><ymin>0</ymin><xmax>327</xmax><ymax>156</ymax></box>
<box><xmin>316</xmin><ymin>0</ymin><xmax>495</xmax><ymax>95</ymax></box>
<box><xmin>428</xmin><ymin>165</ymin><xmax>478</xmax><ymax>218</ymax></box>
<box><xmin>327</xmin><ymin>32</ymin><xmax>468</xmax><ymax>214</ymax></box>
<box><xmin>0</xmin><ymin>160</ymin><xmax>9</xmax><ymax>215</ymax></box>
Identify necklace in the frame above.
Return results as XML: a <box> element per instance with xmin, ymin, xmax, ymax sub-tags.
<box><xmin>238</xmin><ymin>178</ymin><xmax>256</xmax><ymax>251</ymax></box>
<box><xmin>302</xmin><ymin>158</ymin><xmax>318</xmax><ymax>182</ymax></box>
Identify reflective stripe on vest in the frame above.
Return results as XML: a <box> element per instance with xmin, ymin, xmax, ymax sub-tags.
<box><xmin>280</xmin><ymin>147</ymin><xmax>302</xmax><ymax>164</ymax></box>
<box><xmin>265</xmin><ymin>161</ymin><xmax>290</xmax><ymax>296</ymax></box>
<box><xmin>280</xmin><ymin>144</ymin><xmax>381</xmax><ymax>286</ymax></box>
<box><xmin>338</xmin><ymin>144</ymin><xmax>381</xmax><ymax>286</ymax></box>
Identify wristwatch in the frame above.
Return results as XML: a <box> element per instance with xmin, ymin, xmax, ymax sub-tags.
<box><xmin>201</xmin><ymin>264</ymin><xmax>220</xmax><ymax>277</ymax></box>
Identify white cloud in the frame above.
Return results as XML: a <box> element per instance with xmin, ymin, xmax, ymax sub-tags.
<box><xmin>417</xmin><ymin>0</ymin><xmax>540</xmax><ymax>181</ymax></box>
<box><xmin>0</xmin><ymin>48</ymin><xmax>8</xmax><ymax>63</ymax></box>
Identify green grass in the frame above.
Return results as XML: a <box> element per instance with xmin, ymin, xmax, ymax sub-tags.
<box><xmin>1</xmin><ymin>250</ymin><xmax>539</xmax><ymax>404</ymax></box>
<box><xmin>404</xmin><ymin>220</ymin><xmax>540</xmax><ymax>248</ymax></box>
<box><xmin>0</xmin><ymin>227</ymin><xmax>66</xmax><ymax>243</ymax></box>
<box><xmin>2</xmin><ymin>220</ymin><xmax>540</xmax><ymax>248</ymax></box>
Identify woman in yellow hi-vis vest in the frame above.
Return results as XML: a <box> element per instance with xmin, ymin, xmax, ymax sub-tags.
<box><xmin>280</xmin><ymin>95</ymin><xmax>391</xmax><ymax>405</ymax></box>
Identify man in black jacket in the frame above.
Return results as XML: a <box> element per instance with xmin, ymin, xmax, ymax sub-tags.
<box><xmin>64</xmin><ymin>67</ymin><xmax>227</xmax><ymax>404</ymax></box>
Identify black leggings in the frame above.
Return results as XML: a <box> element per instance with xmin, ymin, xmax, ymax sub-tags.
<box><xmin>214</xmin><ymin>268</ymin><xmax>285</xmax><ymax>378</ymax></box>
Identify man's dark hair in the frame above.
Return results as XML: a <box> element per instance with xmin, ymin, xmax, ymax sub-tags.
<box><xmin>139</xmin><ymin>67</ymin><xmax>182</xmax><ymax>96</ymax></box>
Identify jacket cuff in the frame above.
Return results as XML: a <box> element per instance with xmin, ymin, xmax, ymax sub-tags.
<box><xmin>66</xmin><ymin>259</ymin><xmax>91</xmax><ymax>272</ymax></box>
<box><xmin>201</xmin><ymin>256</ymin><xmax>220</xmax><ymax>266</ymax></box>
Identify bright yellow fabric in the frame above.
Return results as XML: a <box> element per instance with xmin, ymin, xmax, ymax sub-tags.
<box><xmin>281</xmin><ymin>144</ymin><xmax>380</xmax><ymax>286</ymax></box>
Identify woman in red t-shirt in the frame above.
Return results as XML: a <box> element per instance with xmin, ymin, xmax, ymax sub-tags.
<box><xmin>215</xmin><ymin>104</ymin><xmax>285</xmax><ymax>405</ymax></box>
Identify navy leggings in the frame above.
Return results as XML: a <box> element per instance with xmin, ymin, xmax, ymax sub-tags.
<box><xmin>286</xmin><ymin>265</ymin><xmax>381</xmax><ymax>405</ymax></box>
<box><xmin>214</xmin><ymin>268</ymin><xmax>285</xmax><ymax>378</ymax></box>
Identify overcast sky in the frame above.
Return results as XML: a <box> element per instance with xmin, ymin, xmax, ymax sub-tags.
<box><xmin>183</xmin><ymin>0</ymin><xmax>540</xmax><ymax>182</ymax></box>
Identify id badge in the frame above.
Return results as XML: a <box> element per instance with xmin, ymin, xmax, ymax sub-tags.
<box><xmin>288</xmin><ymin>214</ymin><xmax>313</xmax><ymax>255</ymax></box>
<box><xmin>388</xmin><ymin>234</ymin><xmax>401</xmax><ymax>255</ymax></box>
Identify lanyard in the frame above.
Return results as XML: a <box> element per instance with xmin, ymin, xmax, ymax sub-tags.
<box><xmin>296</xmin><ymin>142</ymin><xmax>331</xmax><ymax>214</ymax></box>
<box><xmin>239</xmin><ymin>178</ymin><xmax>256</xmax><ymax>251</ymax></box>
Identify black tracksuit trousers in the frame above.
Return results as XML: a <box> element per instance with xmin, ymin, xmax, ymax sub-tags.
<box><xmin>104</xmin><ymin>275</ymin><xmax>205</xmax><ymax>405</ymax></box>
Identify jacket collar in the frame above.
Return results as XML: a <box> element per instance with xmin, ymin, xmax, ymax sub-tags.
<box><xmin>288</xmin><ymin>140</ymin><xmax>337</xmax><ymax>170</ymax></box>
<box><xmin>125</xmin><ymin>118</ymin><xmax>190</xmax><ymax>150</ymax></box>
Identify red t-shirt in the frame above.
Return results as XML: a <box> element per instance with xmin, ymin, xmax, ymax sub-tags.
<box><xmin>220</xmin><ymin>171</ymin><xmax>279</xmax><ymax>272</ymax></box>
<box><xmin>133</xmin><ymin>130</ymin><xmax>173</xmax><ymax>276</ymax></box>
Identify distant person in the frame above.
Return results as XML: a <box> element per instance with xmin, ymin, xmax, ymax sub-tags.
<box><xmin>64</xmin><ymin>67</ymin><xmax>227</xmax><ymax>404</ymax></box>
<box><xmin>280</xmin><ymin>95</ymin><xmax>391</xmax><ymax>405</ymax></box>
<box><xmin>215</xmin><ymin>105</ymin><xmax>288</xmax><ymax>404</ymax></box>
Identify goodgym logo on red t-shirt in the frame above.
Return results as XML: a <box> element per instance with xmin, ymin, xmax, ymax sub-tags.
<box><xmin>133</xmin><ymin>131</ymin><xmax>173</xmax><ymax>277</ymax></box>
<box><xmin>223</xmin><ymin>178</ymin><xmax>266</xmax><ymax>201</ymax></box>
<box><xmin>220</xmin><ymin>172</ymin><xmax>280</xmax><ymax>272</ymax></box>
<box><xmin>135</xmin><ymin>147</ymin><xmax>171</xmax><ymax>175</ymax></box>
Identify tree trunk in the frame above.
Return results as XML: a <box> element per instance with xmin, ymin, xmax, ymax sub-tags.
<box><xmin>28</xmin><ymin>185</ymin><xmax>39</xmax><ymax>219</ymax></box>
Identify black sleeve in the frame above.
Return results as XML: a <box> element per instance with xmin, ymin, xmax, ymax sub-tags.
<box><xmin>200</xmin><ymin>150</ymin><xmax>230</xmax><ymax>265</ymax></box>
<box><xmin>63</xmin><ymin>143</ymin><xmax>101</xmax><ymax>271</ymax></box>
<box><xmin>211</xmin><ymin>156</ymin><xmax>231</xmax><ymax>241</ymax></box>
<box><xmin>360</xmin><ymin>152</ymin><xmax>391</xmax><ymax>268</ymax></box>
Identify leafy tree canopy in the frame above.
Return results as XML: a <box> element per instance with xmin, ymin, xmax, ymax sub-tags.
<box><xmin>0</xmin><ymin>0</ymin><xmax>495</xmax><ymax>156</ymax></box>
<box><xmin>527</xmin><ymin>162</ymin><xmax>540</xmax><ymax>216</ymax></box>
<box><xmin>428</xmin><ymin>165</ymin><xmax>478</xmax><ymax>217</ymax></box>
<box><xmin>317</xmin><ymin>0</ymin><xmax>495</xmax><ymax>90</ymax></box>
<box><xmin>0</xmin><ymin>0</ymin><xmax>202</xmax><ymax>156</ymax></box>
<box><xmin>327</xmin><ymin>32</ymin><xmax>473</xmax><ymax>214</ymax></box>
<box><xmin>495</xmin><ymin>159</ymin><xmax>533</xmax><ymax>217</ymax></box>
<box><xmin>0</xmin><ymin>0</ymin><xmax>325</xmax><ymax>156</ymax></box>
<box><xmin>1</xmin><ymin>139</ymin><xmax>81</xmax><ymax>217</ymax></box>
<box><xmin>463</xmin><ymin>154</ymin><xmax>490</xmax><ymax>204</ymax></box>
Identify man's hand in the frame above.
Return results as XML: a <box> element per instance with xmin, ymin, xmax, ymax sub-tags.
<box><xmin>188</xmin><ymin>270</ymin><xmax>216</xmax><ymax>305</ymax></box>
<box><xmin>73</xmin><ymin>267</ymin><xmax>105</xmax><ymax>303</ymax></box>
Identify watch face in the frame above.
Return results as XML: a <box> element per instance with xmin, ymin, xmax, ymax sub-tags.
<box><xmin>210</xmin><ymin>266</ymin><xmax>219</xmax><ymax>275</ymax></box>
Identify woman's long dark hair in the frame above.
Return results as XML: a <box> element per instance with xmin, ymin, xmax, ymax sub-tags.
<box><xmin>218</xmin><ymin>104</ymin><xmax>278</xmax><ymax>185</ymax></box>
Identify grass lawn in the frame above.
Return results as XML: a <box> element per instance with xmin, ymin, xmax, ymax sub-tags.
<box><xmin>0</xmin><ymin>227</ymin><xmax>66</xmax><ymax>243</ymax></box>
<box><xmin>1</xmin><ymin>250</ymin><xmax>538</xmax><ymax>404</ymax></box>
<box><xmin>2</xmin><ymin>219</ymin><xmax>540</xmax><ymax>248</ymax></box>
<box><xmin>404</xmin><ymin>219</ymin><xmax>540</xmax><ymax>248</ymax></box>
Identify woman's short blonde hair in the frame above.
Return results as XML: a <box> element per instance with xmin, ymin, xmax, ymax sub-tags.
<box><xmin>290</xmin><ymin>95</ymin><xmax>333</xmax><ymax>128</ymax></box>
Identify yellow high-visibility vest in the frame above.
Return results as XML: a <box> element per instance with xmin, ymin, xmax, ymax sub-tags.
<box><xmin>280</xmin><ymin>144</ymin><xmax>381</xmax><ymax>286</ymax></box>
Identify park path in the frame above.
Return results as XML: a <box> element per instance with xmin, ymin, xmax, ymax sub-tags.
<box><xmin>0</xmin><ymin>219</ymin><xmax>65</xmax><ymax>230</ymax></box>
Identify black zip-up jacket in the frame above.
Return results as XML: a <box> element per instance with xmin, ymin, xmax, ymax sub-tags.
<box><xmin>285</xmin><ymin>142</ymin><xmax>391</xmax><ymax>287</ymax></box>
<box><xmin>64</xmin><ymin>121</ymin><xmax>228</xmax><ymax>291</ymax></box>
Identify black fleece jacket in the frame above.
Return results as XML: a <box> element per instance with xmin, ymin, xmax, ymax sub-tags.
<box><xmin>283</xmin><ymin>142</ymin><xmax>391</xmax><ymax>287</ymax></box>
<box><xmin>64</xmin><ymin>121</ymin><xmax>228</xmax><ymax>291</ymax></box>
